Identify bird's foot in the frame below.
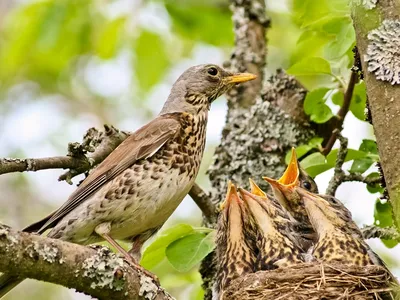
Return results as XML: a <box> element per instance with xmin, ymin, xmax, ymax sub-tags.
<box><xmin>123</xmin><ymin>256</ymin><xmax>160</xmax><ymax>284</ymax></box>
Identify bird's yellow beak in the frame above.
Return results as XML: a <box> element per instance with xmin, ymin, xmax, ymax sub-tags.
<box><xmin>224</xmin><ymin>72</ymin><xmax>257</xmax><ymax>84</ymax></box>
<box><xmin>263</xmin><ymin>147</ymin><xmax>300</xmax><ymax>189</ymax></box>
<box><xmin>249</xmin><ymin>178</ymin><xmax>266</xmax><ymax>197</ymax></box>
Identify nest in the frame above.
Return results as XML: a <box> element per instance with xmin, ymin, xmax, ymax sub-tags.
<box><xmin>223</xmin><ymin>263</ymin><xmax>399</xmax><ymax>300</ymax></box>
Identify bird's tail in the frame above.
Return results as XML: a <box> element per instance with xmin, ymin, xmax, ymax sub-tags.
<box><xmin>0</xmin><ymin>275</ymin><xmax>23</xmax><ymax>298</ymax></box>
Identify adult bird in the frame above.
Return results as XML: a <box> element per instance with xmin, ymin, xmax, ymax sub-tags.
<box><xmin>0</xmin><ymin>64</ymin><xmax>256</xmax><ymax>297</ymax></box>
<box><xmin>238</xmin><ymin>187</ymin><xmax>304</xmax><ymax>270</ymax></box>
<box><xmin>213</xmin><ymin>182</ymin><xmax>257</xmax><ymax>300</ymax></box>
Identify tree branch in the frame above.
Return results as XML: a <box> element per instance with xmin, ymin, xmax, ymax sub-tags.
<box><xmin>0</xmin><ymin>223</ymin><xmax>173</xmax><ymax>300</ymax></box>
<box><xmin>188</xmin><ymin>183</ymin><xmax>217</xmax><ymax>225</ymax></box>
<box><xmin>322</xmin><ymin>54</ymin><xmax>359</xmax><ymax>156</ymax></box>
<box><xmin>0</xmin><ymin>125</ymin><xmax>128</xmax><ymax>184</ymax></box>
<box><xmin>326</xmin><ymin>130</ymin><xmax>349</xmax><ymax>196</ymax></box>
<box><xmin>326</xmin><ymin>130</ymin><xmax>382</xmax><ymax>196</ymax></box>
<box><xmin>361</xmin><ymin>225</ymin><xmax>400</xmax><ymax>242</ymax></box>
<box><xmin>352</xmin><ymin>0</ymin><xmax>400</xmax><ymax>229</ymax></box>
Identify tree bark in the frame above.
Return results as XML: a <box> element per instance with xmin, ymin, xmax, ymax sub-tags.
<box><xmin>0</xmin><ymin>223</ymin><xmax>173</xmax><ymax>300</ymax></box>
<box><xmin>351</xmin><ymin>0</ymin><xmax>400</xmax><ymax>229</ymax></box>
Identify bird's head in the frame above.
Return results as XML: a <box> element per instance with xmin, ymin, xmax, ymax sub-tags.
<box><xmin>295</xmin><ymin>188</ymin><xmax>353</xmax><ymax>236</ymax></box>
<box><xmin>263</xmin><ymin>148</ymin><xmax>318</xmax><ymax>221</ymax></box>
<box><xmin>161</xmin><ymin>64</ymin><xmax>256</xmax><ymax>114</ymax></box>
<box><xmin>238</xmin><ymin>188</ymin><xmax>289</xmax><ymax>228</ymax></box>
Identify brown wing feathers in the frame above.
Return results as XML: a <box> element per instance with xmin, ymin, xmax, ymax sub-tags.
<box><xmin>33</xmin><ymin>114</ymin><xmax>181</xmax><ymax>234</ymax></box>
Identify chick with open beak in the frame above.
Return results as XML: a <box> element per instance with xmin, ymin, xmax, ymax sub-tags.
<box><xmin>263</xmin><ymin>148</ymin><xmax>318</xmax><ymax>224</ymax></box>
<box><xmin>214</xmin><ymin>182</ymin><xmax>257</xmax><ymax>299</ymax></box>
<box><xmin>238</xmin><ymin>188</ymin><xmax>304</xmax><ymax>270</ymax></box>
<box><xmin>295</xmin><ymin>188</ymin><xmax>394</xmax><ymax>272</ymax></box>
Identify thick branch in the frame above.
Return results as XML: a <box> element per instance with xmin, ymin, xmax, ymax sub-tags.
<box><xmin>352</xmin><ymin>0</ymin><xmax>400</xmax><ymax>229</ymax></box>
<box><xmin>0</xmin><ymin>223</ymin><xmax>173</xmax><ymax>300</ymax></box>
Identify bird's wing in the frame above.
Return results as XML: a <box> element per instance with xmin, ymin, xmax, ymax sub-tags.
<box><xmin>38</xmin><ymin>114</ymin><xmax>181</xmax><ymax>233</ymax></box>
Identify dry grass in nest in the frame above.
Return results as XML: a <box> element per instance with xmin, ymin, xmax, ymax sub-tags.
<box><xmin>223</xmin><ymin>263</ymin><xmax>399</xmax><ymax>300</ymax></box>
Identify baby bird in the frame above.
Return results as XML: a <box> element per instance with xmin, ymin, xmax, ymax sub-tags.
<box><xmin>263</xmin><ymin>148</ymin><xmax>318</xmax><ymax>224</ymax></box>
<box><xmin>238</xmin><ymin>187</ymin><xmax>304</xmax><ymax>270</ymax></box>
<box><xmin>213</xmin><ymin>182</ymin><xmax>257</xmax><ymax>300</ymax></box>
<box><xmin>295</xmin><ymin>187</ymin><xmax>390</xmax><ymax>268</ymax></box>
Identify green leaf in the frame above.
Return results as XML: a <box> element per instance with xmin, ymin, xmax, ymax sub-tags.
<box><xmin>134</xmin><ymin>30</ymin><xmax>170</xmax><ymax>91</ymax></box>
<box><xmin>301</xmin><ymin>148</ymin><xmax>367</xmax><ymax>177</ymax></box>
<box><xmin>285</xmin><ymin>145</ymin><xmax>312</xmax><ymax>164</ymax></box>
<box><xmin>365</xmin><ymin>172</ymin><xmax>383</xmax><ymax>194</ymax></box>
<box><xmin>166</xmin><ymin>3</ymin><xmax>233</xmax><ymax>46</ymax></box>
<box><xmin>166</xmin><ymin>231</ymin><xmax>216</xmax><ymax>272</ymax></box>
<box><xmin>350</xmin><ymin>82</ymin><xmax>367</xmax><ymax>120</ymax></box>
<box><xmin>285</xmin><ymin>137</ymin><xmax>324</xmax><ymax>164</ymax></box>
<box><xmin>287</xmin><ymin>57</ymin><xmax>332</xmax><ymax>76</ymax></box>
<box><xmin>324</xmin><ymin>19</ymin><xmax>355</xmax><ymax>60</ymax></box>
<box><xmin>332</xmin><ymin>90</ymin><xmax>344</xmax><ymax>106</ymax></box>
<box><xmin>374</xmin><ymin>200</ymin><xmax>398</xmax><ymax>248</ymax></box>
<box><xmin>95</xmin><ymin>17</ymin><xmax>126</xmax><ymax>59</ymax></box>
<box><xmin>303</xmin><ymin>88</ymin><xmax>334</xmax><ymax>123</ymax></box>
<box><xmin>141</xmin><ymin>224</ymin><xmax>194</xmax><ymax>269</ymax></box>
<box><xmin>350</xmin><ymin>139</ymin><xmax>378</xmax><ymax>174</ymax></box>
<box><xmin>300</xmin><ymin>152</ymin><xmax>328</xmax><ymax>176</ymax></box>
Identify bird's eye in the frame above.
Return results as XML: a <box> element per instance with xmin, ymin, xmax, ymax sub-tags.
<box><xmin>207</xmin><ymin>67</ymin><xmax>218</xmax><ymax>76</ymax></box>
<box><xmin>302</xmin><ymin>181</ymin><xmax>312</xmax><ymax>191</ymax></box>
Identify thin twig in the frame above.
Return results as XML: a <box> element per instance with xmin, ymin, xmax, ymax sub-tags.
<box><xmin>325</xmin><ymin>130</ymin><xmax>382</xmax><ymax>196</ymax></box>
<box><xmin>326</xmin><ymin>130</ymin><xmax>348</xmax><ymax>196</ymax></box>
<box><xmin>0</xmin><ymin>125</ymin><xmax>129</xmax><ymax>184</ymax></box>
<box><xmin>322</xmin><ymin>52</ymin><xmax>360</xmax><ymax>156</ymax></box>
<box><xmin>361</xmin><ymin>225</ymin><xmax>400</xmax><ymax>242</ymax></box>
<box><xmin>189</xmin><ymin>183</ymin><xmax>217</xmax><ymax>224</ymax></box>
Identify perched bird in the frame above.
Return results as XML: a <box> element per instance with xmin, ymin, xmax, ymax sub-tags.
<box><xmin>213</xmin><ymin>182</ymin><xmax>257</xmax><ymax>300</ymax></box>
<box><xmin>0</xmin><ymin>64</ymin><xmax>256</xmax><ymax>297</ymax></box>
<box><xmin>238</xmin><ymin>187</ymin><xmax>303</xmax><ymax>270</ymax></box>
<box><xmin>263</xmin><ymin>147</ymin><xmax>318</xmax><ymax>224</ymax></box>
<box><xmin>295</xmin><ymin>187</ymin><xmax>389</xmax><ymax>268</ymax></box>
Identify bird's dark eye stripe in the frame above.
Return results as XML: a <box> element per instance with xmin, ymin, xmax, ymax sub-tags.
<box><xmin>208</xmin><ymin>67</ymin><xmax>218</xmax><ymax>76</ymax></box>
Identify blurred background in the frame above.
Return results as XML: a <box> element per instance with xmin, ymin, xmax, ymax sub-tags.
<box><xmin>0</xmin><ymin>0</ymin><xmax>398</xmax><ymax>299</ymax></box>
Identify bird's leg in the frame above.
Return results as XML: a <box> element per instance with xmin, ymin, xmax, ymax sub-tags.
<box><xmin>94</xmin><ymin>223</ymin><xmax>159</xmax><ymax>283</ymax></box>
<box><xmin>128</xmin><ymin>237</ymin><xmax>144</xmax><ymax>262</ymax></box>
<box><xmin>95</xmin><ymin>223</ymin><xmax>136</xmax><ymax>264</ymax></box>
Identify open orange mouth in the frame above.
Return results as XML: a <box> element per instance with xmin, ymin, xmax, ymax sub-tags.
<box><xmin>263</xmin><ymin>148</ymin><xmax>299</xmax><ymax>187</ymax></box>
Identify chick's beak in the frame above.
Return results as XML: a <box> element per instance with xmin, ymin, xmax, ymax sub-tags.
<box><xmin>263</xmin><ymin>148</ymin><xmax>300</xmax><ymax>189</ymax></box>
<box><xmin>224</xmin><ymin>72</ymin><xmax>257</xmax><ymax>84</ymax></box>
<box><xmin>220</xmin><ymin>181</ymin><xmax>241</xmax><ymax>210</ymax></box>
<box><xmin>279</xmin><ymin>147</ymin><xmax>300</xmax><ymax>185</ymax></box>
<box><xmin>249</xmin><ymin>178</ymin><xmax>266</xmax><ymax>197</ymax></box>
